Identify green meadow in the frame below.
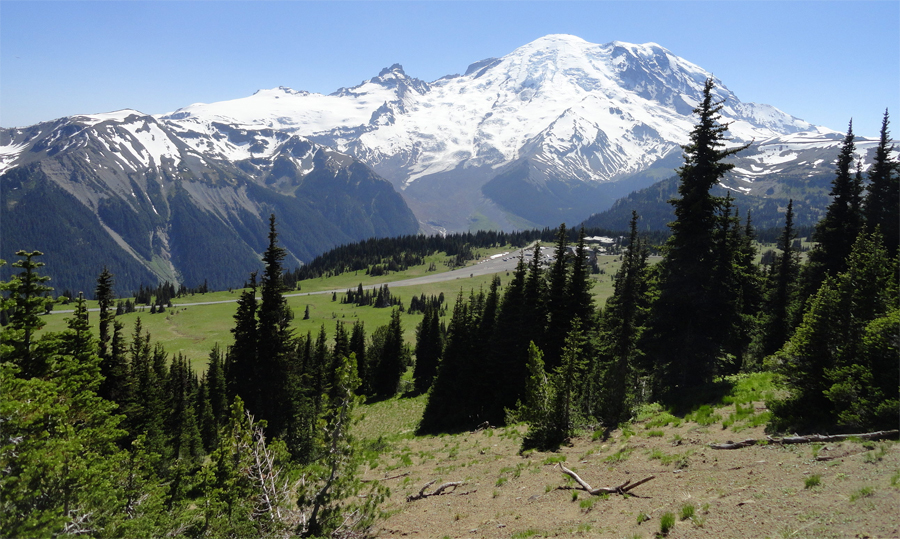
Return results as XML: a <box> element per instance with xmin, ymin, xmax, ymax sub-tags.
<box><xmin>35</xmin><ymin>247</ymin><xmax>628</xmax><ymax>373</ymax></box>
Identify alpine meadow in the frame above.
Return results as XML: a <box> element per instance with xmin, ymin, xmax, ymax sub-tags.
<box><xmin>2</xmin><ymin>30</ymin><xmax>899</xmax><ymax>539</ymax></box>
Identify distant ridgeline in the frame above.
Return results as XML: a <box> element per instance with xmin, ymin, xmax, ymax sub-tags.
<box><xmin>580</xmin><ymin>171</ymin><xmax>835</xmax><ymax>234</ymax></box>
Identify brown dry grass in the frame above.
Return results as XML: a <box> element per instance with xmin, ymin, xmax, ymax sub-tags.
<box><xmin>356</xmin><ymin>397</ymin><xmax>900</xmax><ymax>539</ymax></box>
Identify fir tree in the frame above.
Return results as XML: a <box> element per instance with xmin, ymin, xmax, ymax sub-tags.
<box><xmin>418</xmin><ymin>292</ymin><xmax>482</xmax><ymax>432</ymax></box>
<box><xmin>95</xmin><ymin>267</ymin><xmax>115</xmax><ymax>364</ymax></box>
<box><xmin>5</xmin><ymin>251</ymin><xmax>54</xmax><ymax>377</ymax></box>
<box><xmin>802</xmin><ymin>121</ymin><xmax>864</xmax><ymax>299</ymax></box>
<box><xmin>166</xmin><ymin>354</ymin><xmax>204</xmax><ymax>464</ymax></box>
<box><xmin>566</xmin><ymin>227</ymin><xmax>595</xmax><ymax>328</ymax></box>
<box><xmin>521</xmin><ymin>320</ymin><xmax>587</xmax><ymax>450</ymax></box>
<box><xmin>751</xmin><ymin>200</ymin><xmax>801</xmax><ymax>363</ymax></box>
<box><xmin>349</xmin><ymin>321</ymin><xmax>367</xmax><ymax>394</ymax></box>
<box><xmin>127</xmin><ymin>319</ymin><xmax>171</xmax><ymax>468</ymax></box>
<box><xmin>227</xmin><ymin>272</ymin><xmax>258</xmax><ymax>407</ymax></box>
<box><xmin>256</xmin><ymin>214</ymin><xmax>295</xmax><ymax>435</ymax></box>
<box><xmin>642</xmin><ymin>79</ymin><xmax>749</xmax><ymax>397</ymax></box>
<box><xmin>544</xmin><ymin>224</ymin><xmax>571</xmax><ymax>370</ymax></box>
<box><xmin>97</xmin><ymin>269</ymin><xmax>130</xmax><ymax>405</ymax></box>
<box><xmin>370</xmin><ymin>309</ymin><xmax>408</xmax><ymax>399</ymax></box>
<box><xmin>594</xmin><ymin>211</ymin><xmax>651</xmax><ymax>428</ymax></box>
<box><xmin>206</xmin><ymin>343</ymin><xmax>229</xmax><ymax>429</ymax></box>
<box><xmin>522</xmin><ymin>245</ymin><xmax>548</xmax><ymax>354</ymax></box>
<box><xmin>413</xmin><ymin>305</ymin><xmax>442</xmax><ymax>394</ymax></box>
<box><xmin>709</xmin><ymin>196</ymin><xmax>760</xmax><ymax>373</ymax></box>
<box><xmin>488</xmin><ymin>255</ymin><xmax>532</xmax><ymax>424</ymax></box>
<box><xmin>863</xmin><ymin>109</ymin><xmax>899</xmax><ymax>258</ymax></box>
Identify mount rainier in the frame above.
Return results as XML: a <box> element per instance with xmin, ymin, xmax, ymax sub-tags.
<box><xmin>157</xmin><ymin>34</ymin><xmax>878</xmax><ymax>230</ymax></box>
<box><xmin>1</xmin><ymin>34</ymin><xmax>885</xmax><ymax>292</ymax></box>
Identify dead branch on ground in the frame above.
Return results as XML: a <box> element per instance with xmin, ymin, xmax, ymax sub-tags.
<box><xmin>709</xmin><ymin>429</ymin><xmax>899</xmax><ymax>450</ymax></box>
<box><xmin>406</xmin><ymin>480</ymin><xmax>465</xmax><ymax>502</ymax></box>
<box><xmin>557</xmin><ymin>464</ymin><xmax>655</xmax><ymax>496</ymax></box>
<box><xmin>361</xmin><ymin>471</ymin><xmax>410</xmax><ymax>483</ymax></box>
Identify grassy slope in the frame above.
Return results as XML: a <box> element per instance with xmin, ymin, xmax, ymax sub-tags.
<box><xmin>35</xmin><ymin>247</ymin><xmax>627</xmax><ymax>372</ymax></box>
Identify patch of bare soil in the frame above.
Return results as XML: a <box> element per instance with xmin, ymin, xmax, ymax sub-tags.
<box><xmin>363</xmin><ymin>408</ymin><xmax>900</xmax><ymax>539</ymax></box>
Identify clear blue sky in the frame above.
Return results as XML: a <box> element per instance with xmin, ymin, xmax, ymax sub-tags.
<box><xmin>2</xmin><ymin>1</ymin><xmax>897</xmax><ymax>136</ymax></box>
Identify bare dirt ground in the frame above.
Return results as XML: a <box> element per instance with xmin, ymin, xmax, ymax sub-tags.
<box><xmin>361</xmin><ymin>403</ymin><xmax>900</xmax><ymax>539</ymax></box>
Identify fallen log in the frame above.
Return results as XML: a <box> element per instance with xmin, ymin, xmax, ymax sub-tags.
<box><xmin>779</xmin><ymin>430</ymin><xmax>898</xmax><ymax>444</ymax></box>
<box><xmin>558</xmin><ymin>464</ymin><xmax>655</xmax><ymax>496</ymax></box>
<box><xmin>361</xmin><ymin>471</ymin><xmax>410</xmax><ymax>483</ymax></box>
<box><xmin>406</xmin><ymin>480</ymin><xmax>465</xmax><ymax>502</ymax></box>
<box><xmin>710</xmin><ymin>429</ymin><xmax>899</xmax><ymax>449</ymax></box>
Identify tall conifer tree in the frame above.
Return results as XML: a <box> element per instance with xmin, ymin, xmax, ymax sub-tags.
<box><xmin>802</xmin><ymin>121</ymin><xmax>864</xmax><ymax>299</ymax></box>
<box><xmin>227</xmin><ymin>272</ymin><xmax>258</xmax><ymax>407</ymax></box>
<box><xmin>544</xmin><ymin>225</ymin><xmax>571</xmax><ymax>370</ymax></box>
<box><xmin>751</xmin><ymin>200</ymin><xmax>800</xmax><ymax>362</ymax></box>
<box><xmin>594</xmin><ymin>211</ymin><xmax>650</xmax><ymax>427</ymax></box>
<box><xmin>863</xmin><ymin>109</ymin><xmax>899</xmax><ymax>257</ymax></box>
<box><xmin>413</xmin><ymin>306</ymin><xmax>442</xmax><ymax>394</ymax></box>
<box><xmin>642</xmin><ymin>79</ymin><xmax>748</xmax><ymax>396</ymax></box>
<box><xmin>256</xmin><ymin>214</ymin><xmax>295</xmax><ymax>434</ymax></box>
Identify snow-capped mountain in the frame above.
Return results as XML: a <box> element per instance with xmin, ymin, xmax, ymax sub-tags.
<box><xmin>0</xmin><ymin>110</ymin><xmax>418</xmax><ymax>295</ymax></box>
<box><xmin>2</xmin><ymin>34</ymin><xmax>888</xmax><ymax>293</ymax></box>
<box><xmin>156</xmin><ymin>34</ymin><xmax>854</xmax><ymax>229</ymax></box>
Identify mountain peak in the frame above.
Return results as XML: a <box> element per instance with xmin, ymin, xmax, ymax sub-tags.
<box><xmin>376</xmin><ymin>63</ymin><xmax>407</xmax><ymax>79</ymax></box>
<box><xmin>529</xmin><ymin>33</ymin><xmax>589</xmax><ymax>46</ymax></box>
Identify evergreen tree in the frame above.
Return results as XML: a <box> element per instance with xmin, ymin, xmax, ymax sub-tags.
<box><xmin>349</xmin><ymin>321</ymin><xmax>367</xmax><ymax>394</ymax></box>
<box><xmin>566</xmin><ymin>227</ymin><xmax>595</xmax><ymax>328</ymax></box>
<box><xmin>521</xmin><ymin>245</ymin><xmax>548</xmax><ymax>354</ymax></box>
<box><xmin>802</xmin><ymin>121</ymin><xmax>864</xmax><ymax>299</ymax></box>
<box><xmin>198</xmin><ymin>377</ymin><xmax>219</xmax><ymax>453</ymax></box>
<box><xmin>328</xmin><ymin>321</ymin><xmax>351</xmax><ymax>401</ymax></box>
<box><xmin>5</xmin><ymin>250</ymin><xmax>54</xmax><ymax>378</ymax></box>
<box><xmin>709</xmin><ymin>197</ymin><xmax>761</xmax><ymax>373</ymax></box>
<box><xmin>488</xmin><ymin>255</ymin><xmax>532</xmax><ymax>424</ymax></box>
<box><xmin>594</xmin><ymin>211</ymin><xmax>651</xmax><ymax>428</ymax></box>
<box><xmin>370</xmin><ymin>309</ymin><xmax>408</xmax><ymax>399</ymax></box>
<box><xmin>166</xmin><ymin>353</ymin><xmax>204</xmax><ymax>464</ymax></box>
<box><xmin>641</xmin><ymin>79</ymin><xmax>749</xmax><ymax>397</ymax></box>
<box><xmin>95</xmin><ymin>267</ymin><xmax>115</xmax><ymax>365</ymax></box>
<box><xmin>413</xmin><ymin>305</ymin><xmax>442</xmax><ymax>394</ymax></box>
<box><xmin>768</xmin><ymin>232</ymin><xmax>898</xmax><ymax>431</ymax></box>
<box><xmin>863</xmin><ymin>109</ymin><xmax>899</xmax><ymax>258</ymax></box>
<box><xmin>127</xmin><ymin>319</ymin><xmax>171</xmax><ymax>467</ymax></box>
<box><xmin>751</xmin><ymin>200</ymin><xmax>801</xmax><ymax>363</ymax></box>
<box><xmin>418</xmin><ymin>292</ymin><xmax>482</xmax><ymax>432</ymax></box>
<box><xmin>206</xmin><ymin>343</ymin><xmax>229</xmax><ymax>429</ymax></box>
<box><xmin>256</xmin><ymin>214</ymin><xmax>295</xmax><ymax>435</ymax></box>
<box><xmin>1</xmin><ymin>261</ymin><xmax>172</xmax><ymax>538</ymax></box>
<box><xmin>521</xmin><ymin>320</ymin><xmax>587</xmax><ymax>450</ymax></box>
<box><xmin>226</xmin><ymin>272</ymin><xmax>258</xmax><ymax>408</ymax></box>
<box><xmin>301</xmin><ymin>353</ymin><xmax>387</xmax><ymax>537</ymax></box>
<box><xmin>105</xmin><ymin>319</ymin><xmax>130</xmax><ymax>407</ymax></box>
<box><xmin>97</xmin><ymin>268</ymin><xmax>130</xmax><ymax>405</ymax></box>
<box><xmin>544</xmin><ymin>224</ymin><xmax>571</xmax><ymax>369</ymax></box>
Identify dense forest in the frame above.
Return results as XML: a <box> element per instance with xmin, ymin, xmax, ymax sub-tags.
<box><xmin>1</xmin><ymin>81</ymin><xmax>897</xmax><ymax>537</ymax></box>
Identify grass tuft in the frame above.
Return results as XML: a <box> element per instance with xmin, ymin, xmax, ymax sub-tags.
<box><xmin>804</xmin><ymin>474</ymin><xmax>821</xmax><ymax>489</ymax></box>
<box><xmin>659</xmin><ymin>511</ymin><xmax>676</xmax><ymax>535</ymax></box>
<box><xmin>849</xmin><ymin>486</ymin><xmax>875</xmax><ymax>502</ymax></box>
